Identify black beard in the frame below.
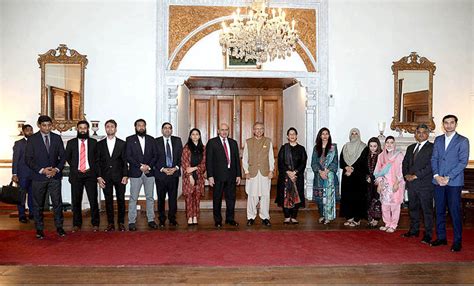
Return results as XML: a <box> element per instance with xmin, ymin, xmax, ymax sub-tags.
<box><xmin>77</xmin><ymin>132</ymin><xmax>89</xmax><ymax>139</ymax></box>
<box><xmin>136</xmin><ymin>130</ymin><xmax>147</xmax><ymax>137</ymax></box>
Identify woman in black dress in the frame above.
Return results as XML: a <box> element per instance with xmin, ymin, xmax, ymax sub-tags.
<box><xmin>276</xmin><ymin>127</ymin><xmax>308</xmax><ymax>224</ymax></box>
<box><xmin>339</xmin><ymin>128</ymin><xmax>369</xmax><ymax>227</ymax></box>
<box><xmin>366</xmin><ymin>137</ymin><xmax>383</xmax><ymax>227</ymax></box>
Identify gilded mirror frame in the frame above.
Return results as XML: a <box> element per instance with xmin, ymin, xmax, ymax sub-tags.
<box><xmin>38</xmin><ymin>44</ymin><xmax>88</xmax><ymax>132</ymax></box>
<box><xmin>390</xmin><ymin>52</ymin><xmax>436</xmax><ymax>133</ymax></box>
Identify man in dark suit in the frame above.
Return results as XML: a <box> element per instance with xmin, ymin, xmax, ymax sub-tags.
<box><xmin>402</xmin><ymin>124</ymin><xmax>434</xmax><ymax>244</ymax></box>
<box><xmin>154</xmin><ymin>122</ymin><xmax>183</xmax><ymax>227</ymax></box>
<box><xmin>430</xmin><ymin>114</ymin><xmax>469</xmax><ymax>252</ymax></box>
<box><xmin>206</xmin><ymin>123</ymin><xmax>242</xmax><ymax>228</ymax></box>
<box><xmin>25</xmin><ymin>115</ymin><xmax>66</xmax><ymax>239</ymax></box>
<box><xmin>12</xmin><ymin>124</ymin><xmax>34</xmax><ymax>223</ymax></box>
<box><xmin>126</xmin><ymin>119</ymin><xmax>158</xmax><ymax>231</ymax></box>
<box><xmin>65</xmin><ymin>120</ymin><xmax>100</xmax><ymax>232</ymax></box>
<box><xmin>97</xmin><ymin>119</ymin><xmax>128</xmax><ymax>232</ymax></box>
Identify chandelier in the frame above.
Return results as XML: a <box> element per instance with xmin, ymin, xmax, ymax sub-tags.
<box><xmin>219</xmin><ymin>1</ymin><xmax>298</xmax><ymax>64</ymax></box>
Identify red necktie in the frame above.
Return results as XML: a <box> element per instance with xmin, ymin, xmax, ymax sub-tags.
<box><xmin>223</xmin><ymin>138</ymin><xmax>230</xmax><ymax>166</ymax></box>
<box><xmin>79</xmin><ymin>139</ymin><xmax>86</xmax><ymax>172</ymax></box>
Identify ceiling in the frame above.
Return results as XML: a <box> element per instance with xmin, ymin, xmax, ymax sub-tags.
<box><xmin>184</xmin><ymin>77</ymin><xmax>299</xmax><ymax>90</ymax></box>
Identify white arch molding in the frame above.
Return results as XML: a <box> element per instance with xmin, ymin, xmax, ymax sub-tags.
<box><xmin>157</xmin><ymin>0</ymin><xmax>329</xmax><ymax>199</ymax></box>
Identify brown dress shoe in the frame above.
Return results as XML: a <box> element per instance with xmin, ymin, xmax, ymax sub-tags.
<box><xmin>105</xmin><ymin>224</ymin><xmax>115</xmax><ymax>232</ymax></box>
<box><xmin>72</xmin><ymin>226</ymin><xmax>81</xmax><ymax>233</ymax></box>
<box><xmin>118</xmin><ymin>223</ymin><xmax>126</xmax><ymax>231</ymax></box>
<box><xmin>92</xmin><ymin>226</ymin><xmax>100</xmax><ymax>232</ymax></box>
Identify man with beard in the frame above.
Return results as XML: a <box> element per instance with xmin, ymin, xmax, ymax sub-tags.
<box><xmin>65</xmin><ymin>120</ymin><xmax>100</xmax><ymax>232</ymax></box>
<box><xmin>155</xmin><ymin>122</ymin><xmax>183</xmax><ymax>227</ymax></box>
<box><xmin>97</xmin><ymin>119</ymin><xmax>128</xmax><ymax>232</ymax></box>
<box><xmin>12</xmin><ymin>124</ymin><xmax>34</xmax><ymax>223</ymax></box>
<box><xmin>126</xmin><ymin>119</ymin><xmax>158</xmax><ymax>231</ymax></box>
<box><xmin>25</xmin><ymin>115</ymin><xmax>66</xmax><ymax>239</ymax></box>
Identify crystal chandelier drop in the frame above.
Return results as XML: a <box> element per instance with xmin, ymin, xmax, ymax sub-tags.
<box><xmin>219</xmin><ymin>1</ymin><xmax>299</xmax><ymax>64</ymax></box>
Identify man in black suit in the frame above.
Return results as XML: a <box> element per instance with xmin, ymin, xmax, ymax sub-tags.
<box><xmin>97</xmin><ymin>119</ymin><xmax>128</xmax><ymax>232</ymax></box>
<box><xmin>206</xmin><ymin>123</ymin><xmax>242</xmax><ymax>228</ymax></box>
<box><xmin>402</xmin><ymin>124</ymin><xmax>434</xmax><ymax>244</ymax></box>
<box><xmin>65</xmin><ymin>120</ymin><xmax>100</xmax><ymax>232</ymax></box>
<box><xmin>126</xmin><ymin>119</ymin><xmax>158</xmax><ymax>231</ymax></box>
<box><xmin>155</xmin><ymin>122</ymin><xmax>183</xmax><ymax>227</ymax></box>
<box><xmin>25</xmin><ymin>115</ymin><xmax>66</xmax><ymax>239</ymax></box>
<box><xmin>12</xmin><ymin>124</ymin><xmax>34</xmax><ymax>223</ymax></box>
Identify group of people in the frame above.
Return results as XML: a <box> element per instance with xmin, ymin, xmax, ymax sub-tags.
<box><xmin>311</xmin><ymin>115</ymin><xmax>469</xmax><ymax>252</ymax></box>
<box><xmin>11</xmin><ymin>114</ymin><xmax>469</xmax><ymax>252</ymax></box>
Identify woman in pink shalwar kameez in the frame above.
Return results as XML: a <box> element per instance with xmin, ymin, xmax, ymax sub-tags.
<box><xmin>374</xmin><ymin>136</ymin><xmax>405</xmax><ymax>233</ymax></box>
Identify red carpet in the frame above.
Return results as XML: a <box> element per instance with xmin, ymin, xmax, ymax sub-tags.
<box><xmin>0</xmin><ymin>229</ymin><xmax>473</xmax><ymax>267</ymax></box>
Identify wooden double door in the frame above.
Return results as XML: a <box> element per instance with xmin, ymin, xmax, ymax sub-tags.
<box><xmin>190</xmin><ymin>89</ymin><xmax>283</xmax><ymax>181</ymax></box>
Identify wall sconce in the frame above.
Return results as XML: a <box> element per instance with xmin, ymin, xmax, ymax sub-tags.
<box><xmin>378</xmin><ymin>121</ymin><xmax>386</xmax><ymax>142</ymax></box>
<box><xmin>16</xmin><ymin>120</ymin><xmax>26</xmax><ymax>136</ymax></box>
<box><xmin>91</xmin><ymin>120</ymin><xmax>100</xmax><ymax>136</ymax></box>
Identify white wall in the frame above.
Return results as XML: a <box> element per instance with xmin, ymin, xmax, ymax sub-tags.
<box><xmin>177</xmin><ymin>84</ymin><xmax>190</xmax><ymax>141</ymax></box>
<box><xmin>283</xmin><ymin>83</ymin><xmax>306</xmax><ymax>147</ymax></box>
<box><xmin>328</xmin><ymin>0</ymin><xmax>473</xmax><ymax>157</ymax></box>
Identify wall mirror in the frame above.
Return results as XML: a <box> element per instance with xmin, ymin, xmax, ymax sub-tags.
<box><xmin>390</xmin><ymin>52</ymin><xmax>436</xmax><ymax>133</ymax></box>
<box><xmin>38</xmin><ymin>44</ymin><xmax>88</xmax><ymax>132</ymax></box>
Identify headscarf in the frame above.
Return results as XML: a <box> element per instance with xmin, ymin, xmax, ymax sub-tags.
<box><xmin>342</xmin><ymin>128</ymin><xmax>366</xmax><ymax>166</ymax></box>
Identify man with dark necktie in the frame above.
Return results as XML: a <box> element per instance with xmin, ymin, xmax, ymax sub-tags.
<box><xmin>206</xmin><ymin>123</ymin><xmax>242</xmax><ymax>228</ymax></box>
<box><xmin>25</xmin><ymin>115</ymin><xmax>66</xmax><ymax>239</ymax></box>
<box><xmin>65</xmin><ymin>120</ymin><xmax>100</xmax><ymax>232</ymax></box>
<box><xmin>155</xmin><ymin>122</ymin><xmax>183</xmax><ymax>227</ymax></box>
<box><xmin>12</xmin><ymin>124</ymin><xmax>34</xmax><ymax>223</ymax></box>
<box><xmin>402</xmin><ymin>124</ymin><xmax>434</xmax><ymax>244</ymax></box>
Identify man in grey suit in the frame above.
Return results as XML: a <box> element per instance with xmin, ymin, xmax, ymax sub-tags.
<box><xmin>402</xmin><ymin>124</ymin><xmax>434</xmax><ymax>244</ymax></box>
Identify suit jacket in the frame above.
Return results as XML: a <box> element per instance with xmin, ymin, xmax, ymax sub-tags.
<box><xmin>402</xmin><ymin>141</ymin><xmax>434</xmax><ymax>190</ymax></box>
<box><xmin>431</xmin><ymin>133</ymin><xmax>470</xmax><ymax>186</ymax></box>
<box><xmin>206</xmin><ymin>136</ymin><xmax>242</xmax><ymax>181</ymax></box>
<box><xmin>97</xmin><ymin>137</ymin><xmax>128</xmax><ymax>181</ymax></box>
<box><xmin>155</xmin><ymin>136</ymin><xmax>183</xmax><ymax>179</ymax></box>
<box><xmin>126</xmin><ymin>134</ymin><xmax>158</xmax><ymax>178</ymax></box>
<box><xmin>12</xmin><ymin>138</ymin><xmax>32</xmax><ymax>179</ymax></box>
<box><xmin>25</xmin><ymin>131</ymin><xmax>66</xmax><ymax>181</ymax></box>
<box><xmin>65</xmin><ymin>137</ymin><xmax>99</xmax><ymax>181</ymax></box>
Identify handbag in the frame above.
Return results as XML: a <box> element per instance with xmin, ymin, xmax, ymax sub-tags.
<box><xmin>0</xmin><ymin>181</ymin><xmax>26</xmax><ymax>205</ymax></box>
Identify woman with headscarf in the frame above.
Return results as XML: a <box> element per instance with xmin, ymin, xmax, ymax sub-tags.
<box><xmin>339</xmin><ymin>128</ymin><xmax>369</xmax><ymax>227</ymax></box>
<box><xmin>311</xmin><ymin>127</ymin><xmax>339</xmax><ymax>225</ymax></box>
<box><xmin>366</xmin><ymin>137</ymin><xmax>383</xmax><ymax>227</ymax></box>
<box><xmin>181</xmin><ymin>128</ymin><xmax>206</xmax><ymax>226</ymax></box>
<box><xmin>276</xmin><ymin>127</ymin><xmax>307</xmax><ymax>224</ymax></box>
<box><xmin>374</xmin><ymin>136</ymin><xmax>405</xmax><ymax>233</ymax></box>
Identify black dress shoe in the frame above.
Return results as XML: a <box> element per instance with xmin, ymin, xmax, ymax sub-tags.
<box><xmin>421</xmin><ymin>235</ymin><xmax>431</xmax><ymax>244</ymax></box>
<box><xmin>159</xmin><ymin>221</ymin><xmax>166</xmax><ymax>228</ymax></box>
<box><xmin>148</xmin><ymin>221</ymin><xmax>158</xmax><ymax>229</ymax></box>
<box><xmin>169</xmin><ymin>221</ymin><xmax>179</xmax><ymax>227</ymax></box>
<box><xmin>118</xmin><ymin>224</ymin><xmax>126</xmax><ymax>231</ymax></box>
<box><xmin>401</xmin><ymin>231</ymin><xmax>419</xmax><ymax>238</ymax></box>
<box><xmin>430</xmin><ymin>239</ymin><xmax>448</xmax><ymax>246</ymax></box>
<box><xmin>262</xmin><ymin>219</ymin><xmax>272</xmax><ymax>227</ymax></box>
<box><xmin>215</xmin><ymin>222</ymin><xmax>222</xmax><ymax>228</ymax></box>
<box><xmin>57</xmin><ymin>227</ymin><xmax>66</xmax><ymax>237</ymax></box>
<box><xmin>451</xmin><ymin>243</ymin><xmax>462</xmax><ymax>252</ymax></box>
<box><xmin>105</xmin><ymin>224</ymin><xmax>115</xmax><ymax>232</ymax></box>
<box><xmin>247</xmin><ymin>219</ymin><xmax>255</xmax><ymax>226</ymax></box>
<box><xmin>225</xmin><ymin>220</ymin><xmax>239</xmax><ymax>227</ymax></box>
<box><xmin>19</xmin><ymin>216</ymin><xmax>28</xmax><ymax>224</ymax></box>
<box><xmin>36</xmin><ymin>230</ymin><xmax>45</xmax><ymax>240</ymax></box>
<box><xmin>28</xmin><ymin>214</ymin><xmax>34</xmax><ymax>220</ymax></box>
<box><xmin>128</xmin><ymin>223</ymin><xmax>137</xmax><ymax>231</ymax></box>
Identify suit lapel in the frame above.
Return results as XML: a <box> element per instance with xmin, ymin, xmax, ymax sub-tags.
<box><xmin>444</xmin><ymin>133</ymin><xmax>458</xmax><ymax>156</ymax></box>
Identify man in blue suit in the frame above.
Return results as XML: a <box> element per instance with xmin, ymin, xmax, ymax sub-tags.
<box><xmin>25</xmin><ymin>115</ymin><xmax>66</xmax><ymax>239</ymax></box>
<box><xmin>430</xmin><ymin>114</ymin><xmax>469</xmax><ymax>252</ymax></box>
<box><xmin>12</xmin><ymin>124</ymin><xmax>34</xmax><ymax>223</ymax></box>
<box><xmin>126</xmin><ymin>119</ymin><xmax>158</xmax><ymax>231</ymax></box>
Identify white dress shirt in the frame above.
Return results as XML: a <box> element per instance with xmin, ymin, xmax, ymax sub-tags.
<box><xmin>106</xmin><ymin>136</ymin><xmax>116</xmax><ymax>157</ymax></box>
<box><xmin>77</xmin><ymin>138</ymin><xmax>90</xmax><ymax>170</ymax></box>
<box><xmin>444</xmin><ymin>132</ymin><xmax>456</xmax><ymax>150</ymax></box>
<box><xmin>413</xmin><ymin>139</ymin><xmax>428</xmax><ymax>153</ymax></box>
<box><xmin>137</xmin><ymin>135</ymin><xmax>145</xmax><ymax>154</ymax></box>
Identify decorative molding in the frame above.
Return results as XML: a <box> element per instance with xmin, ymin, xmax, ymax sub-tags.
<box><xmin>390</xmin><ymin>52</ymin><xmax>436</xmax><ymax>134</ymax></box>
<box><xmin>38</xmin><ymin>44</ymin><xmax>88</xmax><ymax>132</ymax></box>
<box><xmin>168</xmin><ymin>5</ymin><xmax>316</xmax><ymax>71</ymax></box>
